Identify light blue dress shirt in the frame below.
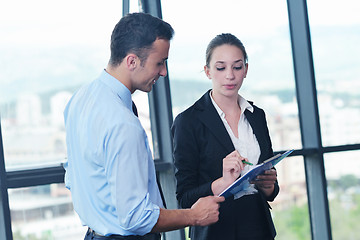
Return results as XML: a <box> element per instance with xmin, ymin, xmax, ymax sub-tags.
<box><xmin>63</xmin><ymin>70</ymin><xmax>162</xmax><ymax>236</ymax></box>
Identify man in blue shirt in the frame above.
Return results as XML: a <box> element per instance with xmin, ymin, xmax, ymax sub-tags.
<box><xmin>64</xmin><ymin>12</ymin><xmax>224</xmax><ymax>240</ymax></box>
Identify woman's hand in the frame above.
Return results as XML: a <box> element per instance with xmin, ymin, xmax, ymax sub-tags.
<box><xmin>253</xmin><ymin>169</ymin><xmax>277</xmax><ymax>197</ymax></box>
<box><xmin>211</xmin><ymin>150</ymin><xmax>246</xmax><ymax>195</ymax></box>
<box><xmin>222</xmin><ymin>150</ymin><xmax>246</xmax><ymax>184</ymax></box>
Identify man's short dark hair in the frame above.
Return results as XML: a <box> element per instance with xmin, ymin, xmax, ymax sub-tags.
<box><xmin>109</xmin><ymin>12</ymin><xmax>174</xmax><ymax>66</ymax></box>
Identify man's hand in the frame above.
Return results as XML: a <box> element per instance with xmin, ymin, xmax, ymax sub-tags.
<box><xmin>152</xmin><ymin>195</ymin><xmax>224</xmax><ymax>233</ymax></box>
<box><xmin>190</xmin><ymin>196</ymin><xmax>225</xmax><ymax>226</ymax></box>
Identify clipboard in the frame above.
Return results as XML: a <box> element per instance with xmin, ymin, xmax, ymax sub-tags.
<box><xmin>219</xmin><ymin>149</ymin><xmax>294</xmax><ymax>198</ymax></box>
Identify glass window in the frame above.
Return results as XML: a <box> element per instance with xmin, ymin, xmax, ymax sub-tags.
<box><xmin>162</xmin><ymin>0</ymin><xmax>301</xmax><ymax>151</ymax></box>
<box><xmin>9</xmin><ymin>184</ymin><xmax>87</xmax><ymax>239</ymax></box>
<box><xmin>133</xmin><ymin>91</ymin><xmax>154</xmax><ymax>154</ymax></box>
<box><xmin>307</xmin><ymin>0</ymin><xmax>360</xmax><ymax>146</ymax></box>
<box><xmin>272</xmin><ymin>156</ymin><xmax>310</xmax><ymax>240</ymax></box>
<box><xmin>324</xmin><ymin>150</ymin><xmax>360</xmax><ymax>239</ymax></box>
<box><xmin>0</xmin><ymin>0</ymin><xmax>123</xmax><ymax>170</ymax></box>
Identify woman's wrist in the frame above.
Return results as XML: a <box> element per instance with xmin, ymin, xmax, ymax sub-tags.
<box><xmin>211</xmin><ymin>177</ymin><xmax>233</xmax><ymax>195</ymax></box>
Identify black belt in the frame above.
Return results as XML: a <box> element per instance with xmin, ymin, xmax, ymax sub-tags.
<box><xmin>87</xmin><ymin>228</ymin><xmax>161</xmax><ymax>240</ymax></box>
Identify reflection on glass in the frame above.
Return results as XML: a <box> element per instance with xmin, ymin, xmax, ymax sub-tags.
<box><xmin>0</xmin><ymin>0</ymin><xmax>123</xmax><ymax>170</ymax></box>
<box><xmin>324</xmin><ymin>151</ymin><xmax>360</xmax><ymax>239</ymax></box>
<box><xmin>9</xmin><ymin>184</ymin><xmax>86</xmax><ymax>239</ymax></box>
<box><xmin>162</xmin><ymin>0</ymin><xmax>301</xmax><ymax>151</ymax></box>
<box><xmin>307</xmin><ymin>0</ymin><xmax>360</xmax><ymax>146</ymax></box>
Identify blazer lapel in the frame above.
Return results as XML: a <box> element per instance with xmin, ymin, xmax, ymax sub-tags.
<box><xmin>195</xmin><ymin>91</ymin><xmax>235</xmax><ymax>154</ymax></box>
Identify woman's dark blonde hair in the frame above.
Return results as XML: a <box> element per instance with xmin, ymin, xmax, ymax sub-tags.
<box><xmin>205</xmin><ymin>33</ymin><xmax>248</xmax><ymax>67</ymax></box>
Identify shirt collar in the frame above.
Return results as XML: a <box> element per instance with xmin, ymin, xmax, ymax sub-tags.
<box><xmin>99</xmin><ymin>69</ymin><xmax>132</xmax><ymax>111</ymax></box>
<box><xmin>238</xmin><ymin>95</ymin><xmax>254</xmax><ymax>114</ymax></box>
<box><xmin>210</xmin><ymin>91</ymin><xmax>254</xmax><ymax>118</ymax></box>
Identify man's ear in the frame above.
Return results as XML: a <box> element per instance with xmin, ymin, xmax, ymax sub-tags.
<box><xmin>126</xmin><ymin>54</ymin><xmax>138</xmax><ymax>70</ymax></box>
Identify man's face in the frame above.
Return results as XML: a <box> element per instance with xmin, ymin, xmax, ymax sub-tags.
<box><xmin>132</xmin><ymin>38</ymin><xmax>170</xmax><ymax>93</ymax></box>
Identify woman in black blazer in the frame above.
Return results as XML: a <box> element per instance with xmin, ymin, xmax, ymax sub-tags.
<box><xmin>172</xmin><ymin>33</ymin><xmax>278</xmax><ymax>240</ymax></box>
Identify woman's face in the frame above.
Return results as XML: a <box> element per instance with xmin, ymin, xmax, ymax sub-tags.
<box><xmin>205</xmin><ymin>44</ymin><xmax>248</xmax><ymax>98</ymax></box>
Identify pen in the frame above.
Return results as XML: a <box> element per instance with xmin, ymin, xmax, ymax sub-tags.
<box><xmin>242</xmin><ymin>160</ymin><xmax>253</xmax><ymax>166</ymax></box>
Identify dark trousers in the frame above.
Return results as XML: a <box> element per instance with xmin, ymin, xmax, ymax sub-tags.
<box><xmin>84</xmin><ymin>228</ymin><xmax>161</xmax><ymax>240</ymax></box>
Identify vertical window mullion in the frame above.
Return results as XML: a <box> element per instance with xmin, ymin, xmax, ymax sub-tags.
<box><xmin>140</xmin><ymin>1</ymin><xmax>185</xmax><ymax>240</ymax></box>
<box><xmin>287</xmin><ymin>0</ymin><xmax>332</xmax><ymax>239</ymax></box>
<box><xmin>0</xmin><ymin>122</ymin><xmax>13</xmax><ymax>240</ymax></box>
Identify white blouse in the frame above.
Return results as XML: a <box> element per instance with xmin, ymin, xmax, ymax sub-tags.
<box><xmin>210</xmin><ymin>91</ymin><xmax>261</xmax><ymax>199</ymax></box>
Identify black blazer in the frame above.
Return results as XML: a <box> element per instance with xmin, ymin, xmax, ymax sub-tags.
<box><xmin>172</xmin><ymin>90</ymin><xmax>278</xmax><ymax>240</ymax></box>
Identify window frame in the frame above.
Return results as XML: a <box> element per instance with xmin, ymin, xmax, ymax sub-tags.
<box><xmin>0</xmin><ymin>1</ymin><xmax>359</xmax><ymax>240</ymax></box>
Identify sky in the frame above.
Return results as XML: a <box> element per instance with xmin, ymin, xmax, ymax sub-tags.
<box><xmin>0</xmin><ymin>0</ymin><xmax>359</xmax><ymax>103</ymax></box>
